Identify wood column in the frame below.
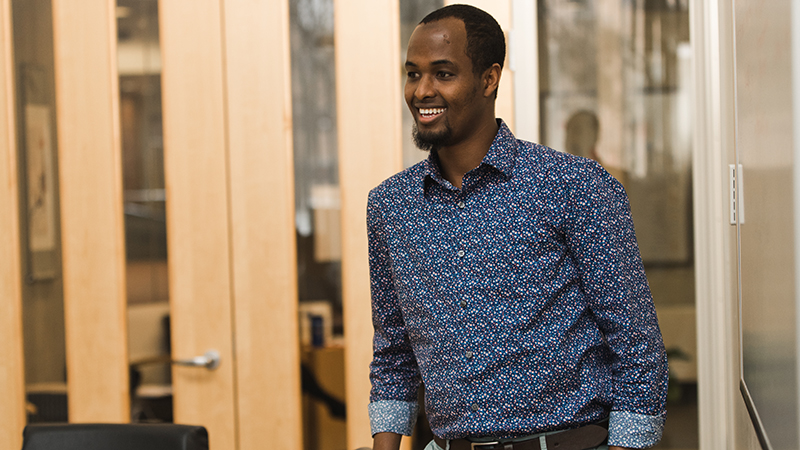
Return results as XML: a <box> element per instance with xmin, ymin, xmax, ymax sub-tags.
<box><xmin>51</xmin><ymin>0</ymin><xmax>129</xmax><ymax>422</ymax></box>
<box><xmin>595</xmin><ymin>0</ymin><xmax>626</xmax><ymax>171</ymax></box>
<box><xmin>511</xmin><ymin>0</ymin><xmax>539</xmax><ymax>142</ymax></box>
<box><xmin>0</xmin><ymin>0</ymin><xmax>26</xmax><ymax>445</ymax></box>
<box><xmin>223</xmin><ymin>0</ymin><xmax>302</xmax><ymax>448</ymax></box>
<box><xmin>159</xmin><ymin>2</ymin><xmax>237</xmax><ymax>449</ymax></box>
<box><xmin>334</xmin><ymin>1</ymin><xmax>403</xmax><ymax>448</ymax></box>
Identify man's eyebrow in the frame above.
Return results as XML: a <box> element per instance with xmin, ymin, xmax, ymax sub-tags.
<box><xmin>404</xmin><ymin>59</ymin><xmax>456</xmax><ymax>67</ymax></box>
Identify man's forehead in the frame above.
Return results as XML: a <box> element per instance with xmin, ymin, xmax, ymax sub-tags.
<box><xmin>406</xmin><ymin>17</ymin><xmax>467</xmax><ymax>59</ymax></box>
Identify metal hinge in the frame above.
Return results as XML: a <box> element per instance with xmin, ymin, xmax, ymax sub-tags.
<box><xmin>729</xmin><ymin>164</ymin><xmax>745</xmax><ymax>225</ymax></box>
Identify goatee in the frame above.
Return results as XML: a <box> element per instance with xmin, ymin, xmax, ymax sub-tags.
<box><xmin>412</xmin><ymin>123</ymin><xmax>452</xmax><ymax>152</ymax></box>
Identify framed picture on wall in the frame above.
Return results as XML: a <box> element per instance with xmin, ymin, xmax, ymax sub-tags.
<box><xmin>19</xmin><ymin>64</ymin><xmax>58</xmax><ymax>281</ymax></box>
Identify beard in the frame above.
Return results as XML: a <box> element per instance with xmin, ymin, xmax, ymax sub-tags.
<box><xmin>412</xmin><ymin>122</ymin><xmax>453</xmax><ymax>152</ymax></box>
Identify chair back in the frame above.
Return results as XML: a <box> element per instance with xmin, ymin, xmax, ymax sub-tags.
<box><xmin>21</xmin><ymin>423</ymin><xmax>209</xmax><ymax>450</ymax></box>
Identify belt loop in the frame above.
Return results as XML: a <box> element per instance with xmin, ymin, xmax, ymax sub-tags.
<box><xmin>538</xmin><ymin>435</ymin><xmax>547</xmax><ymax>450</ymax></box>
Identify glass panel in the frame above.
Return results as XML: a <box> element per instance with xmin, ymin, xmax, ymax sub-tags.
<box><xmin>12</xmin><ymin>0</ymin><xmax>69</xmax><ymax>424</ymax></box>
<box><xmin>538</xmin><ymin>1</ymin><xmax>695</xmax><ymax>449</ymax></box>
<box><xmin>291</xmin><ymin>0</ymin><xmax>341</xmax><ymax>333</ymax></box>
<box><xmin>117</xmin><ymin>0</ymin><xmax>173</xmax><ymax>423</ymax></box>
<box><xmin>289</xmin><ymin>1</ymin><xmax>346</xmax><ymax>448</ymax></box>
<box><xmin>735</xmin><ymin>1</ymin><xmax>799</xmax><ymax>448</ymax></box>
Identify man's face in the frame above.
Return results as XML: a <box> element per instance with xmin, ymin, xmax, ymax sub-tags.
<box><xmin>404</xmin><ymin>18</ymin><xmax>488</xmax><ymax>151</ymax></box>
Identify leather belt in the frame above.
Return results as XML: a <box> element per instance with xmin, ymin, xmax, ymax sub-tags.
<box><xmin>433</xmin><ymin>422</ymin><xmax>608</xmax><ymax>450</ymax></box>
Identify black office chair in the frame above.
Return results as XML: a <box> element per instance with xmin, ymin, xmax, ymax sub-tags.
<box><xmin>21</xmin><ymin>423</ymin><xmax>208</xmax><ymax>450</ymax></box>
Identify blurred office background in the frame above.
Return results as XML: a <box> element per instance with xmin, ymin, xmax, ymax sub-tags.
<box><xmin>0</xmin><ymin>1</ymin><xmax>795</xmax><ymax>450</ymax></box>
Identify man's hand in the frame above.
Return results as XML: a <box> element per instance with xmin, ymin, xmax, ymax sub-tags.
<box><xmin>372</xmin><ymin>432</ymin><xmax>402</xmax><ymax>450</ymax></box>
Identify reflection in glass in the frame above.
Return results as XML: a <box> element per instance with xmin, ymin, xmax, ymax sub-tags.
<box><xmin>13</xmin><ymin>0</ymin><xmax>68</xmax><ymax>424</ymax></box>
<box><xmin>117</xmin><ymin>0</ymin><xmax>173</xmax><ymax>423</ymax></box>
<box><xmin>538</xmin><ymin>2</ymin><xmax>696</xmax><ymax>449</ymax></box>
<box><xmin>290</xmin><ymin>2</ymin><xmax>347</xmax><ymax>449</ymax></box>
<box><xmin>291</xmin><ymin>0</ymin><xmax>342</xmax><ymax>332</ymax></box>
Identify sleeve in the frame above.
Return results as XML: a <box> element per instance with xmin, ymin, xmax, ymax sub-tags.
<box><xmin>366</xmin><ymin>190</ymin><xmax>421</xmax><ymax>437</ymax></box>
<box><xmin>562</xmin><ymin>161</ymin><xmax>668</xmax><ymax>448</ymax></box>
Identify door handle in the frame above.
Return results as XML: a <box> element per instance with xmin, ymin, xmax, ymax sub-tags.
<box><xmin>172</xmin><ymin>350</ymin><xmax>221</xmax><ymax>370</ymax></box>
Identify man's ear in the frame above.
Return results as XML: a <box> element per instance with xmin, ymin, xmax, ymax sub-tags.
<box><xmin>482</xmin><ymin>63</ymin><xmax>502</xmax><ymax>98</ymax></box>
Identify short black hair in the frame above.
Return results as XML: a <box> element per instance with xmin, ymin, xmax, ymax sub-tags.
<box><xmin>420</xmin><ymin>4</ymin><xmax>505</xmax><ymax>76</ymax></box>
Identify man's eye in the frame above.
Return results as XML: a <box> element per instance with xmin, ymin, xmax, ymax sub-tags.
<box><xmin>437</xmin><ymin>72</ymin><xmax>453</xmax><ymax>78</ymax></box>
<box><xmin>407</xmin><ymin>72</ymin><xmax>420</xmax><ymax>79</ymax></box>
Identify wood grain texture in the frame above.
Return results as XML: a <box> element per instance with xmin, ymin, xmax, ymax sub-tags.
<box><xmin>159</xmin><ymin>2</ymin><xmax>237</xmax><ymax>449</ymax></box>
<box><xmin>222</xmin><ymin>0</ymin><xmax>302</xmax><ymax>448</ymax></box>
<box><xmin>334</xmin><ymin>1</ymin><xmax>403</xmax><ymax>448</ymax></box>
<box><xmin>51</xmin><ymin>0</ymin><xmax>129</xmax><ymax>422</ymax></box>
<box><xmin>0</xmin><ymin>0</ymin><xmax>26</xmax><ymax>446</ymax></box>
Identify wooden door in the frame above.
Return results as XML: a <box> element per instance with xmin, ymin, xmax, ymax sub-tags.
<box><xmin>159</xmin><ymin>2</ymin><xmax>300</xmax><ymax>450</ymax></box>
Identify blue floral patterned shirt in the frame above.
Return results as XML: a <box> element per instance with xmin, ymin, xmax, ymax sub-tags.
<box><xmin>367</xmin><ymin>121</ymin><xmax>667</xmax><ymax>448</ymax></box>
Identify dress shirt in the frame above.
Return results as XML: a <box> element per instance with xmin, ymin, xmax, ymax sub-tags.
<box><xmin>367</xmin><ymin>120</ymin><xmax>668</xmax><ymax>448</ymax></box>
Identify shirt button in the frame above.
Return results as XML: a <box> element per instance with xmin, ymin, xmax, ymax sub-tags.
<box><xmin>457</xmin><ymin>250</ymin><xmax>465</xmax><ymax>257</ymax></box>
<box><xmin>457</xmin><ymin>201</ymin><xmax>465</xmax><ymax>209</ymax></box>
<box><xmin>465</xmin><ymin>351</ymin><xmax>473</xmax><ymax>359</ymax></box>
<box><xmin>460</xmin><ymin>300</ymin><xmax>467</xmax><ymax>308</ymax></box>
<box><xmin>471</xmin><ymin>403</ymin><xmax>479</xmax><ymax>411</ymax></box>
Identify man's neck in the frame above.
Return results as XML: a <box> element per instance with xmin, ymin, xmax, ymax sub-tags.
<box><xmin>437</xmin><ymin>118</ymin><xmax>499</xmax><ymax>189</ymax></box>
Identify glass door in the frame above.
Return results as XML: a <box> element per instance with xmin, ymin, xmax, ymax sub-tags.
<box><xmin>116</xmin><ymin>0</ymin><xmax>172</xmax><ymax>423</ymax></box>
<box><xmin>533</xmin><ymin>1</ymin><xmax>696</xmax><ymax>448</ymax></box>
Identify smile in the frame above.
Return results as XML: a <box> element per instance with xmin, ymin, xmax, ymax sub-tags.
<box><xmin>419</xmin><ymin>107</ymin><xmax>446</xmax><ymax>117</ymax></box>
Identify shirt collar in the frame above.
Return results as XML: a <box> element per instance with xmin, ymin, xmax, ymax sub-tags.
<box><xmin>421</xmin><ymin>119</ymin><xmax>517</xmax><ymax>188</ymax></box>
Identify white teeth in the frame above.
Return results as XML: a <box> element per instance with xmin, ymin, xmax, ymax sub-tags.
<box><xmin>419</xmin><ymin>108</ymin><xmax>446</xmax><ymax>115</ymax></box>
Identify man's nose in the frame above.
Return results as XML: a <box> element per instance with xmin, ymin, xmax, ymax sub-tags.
<box><xmin>414</xmin><ymin>75</ymin><xmax>435</xmax><ymax>100</ymax></box>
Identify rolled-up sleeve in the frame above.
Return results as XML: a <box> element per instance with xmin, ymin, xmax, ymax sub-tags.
<box><xmin>367</xmin><ymin>190</ymin><xmax>421</xmax><ymax>436</ymax></box>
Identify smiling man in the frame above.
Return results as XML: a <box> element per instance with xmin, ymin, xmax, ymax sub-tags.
<box><xmin>366</xmin><ymin>5</ymin><xmax>667</xmax><ymax>450</ymax></box>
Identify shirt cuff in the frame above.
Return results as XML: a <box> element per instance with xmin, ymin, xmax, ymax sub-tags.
<box><xmin>368</xmin><ymin>400</ymin><xmax>419</xmax><ymax>437</ymax></box>
<box><xmin>607</xmin><ymin>410</ymin><xmax>666</xmax><ymax>448</ymax></box>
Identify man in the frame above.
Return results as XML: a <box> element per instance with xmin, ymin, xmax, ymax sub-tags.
<box><xmin>565</xmin><ymin>110</ymin><xmax>600</xmax><ymax>161</ymax></box>
<box><xmin>563</xmin><ymin>110</ymin><xmax>626</xmax><ymax>185</ymax></box>
<box><xmin>367</xmin><ymin>5</ymin><xmax>667</xmax><ymax>450</ymax></box>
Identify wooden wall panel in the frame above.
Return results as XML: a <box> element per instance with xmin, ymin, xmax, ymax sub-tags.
<box><xmin>51</xmin><ymin>0</ymin><xmax>129</xmax><ymax>422</ymax></box>
<box><xmin>0</xmin><ymin>0</ymin><xmax>26</xmax><ymax>446</ymax></box>
<box><xmin>511</xmin><ymin>0</ymin><xmax>540</xmax><ymax>142</ymax></box>
<box><xmin>334</xmin><ymin>1</ymin><xmax>403</xmax><ymax>448</ymax></box>
<box><xmin>222</xmin><ymin>1</ymin><xmax>302</xmax><ymax>448</ymax></box>
<box><xmin>595</xmin><ymin>0</ymin><xmax>625</xmax><ymax>171</ymax></box>
<box><xmin>159</xmin><ymin>2</ymin><xmax>237</xmax><ymax>449</ymax></box>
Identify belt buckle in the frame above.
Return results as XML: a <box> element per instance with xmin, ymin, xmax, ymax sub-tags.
<box><xmin>470</xmin><ymin>442</ymin><xmax>500</xmax><ymax>450</ymax></box>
